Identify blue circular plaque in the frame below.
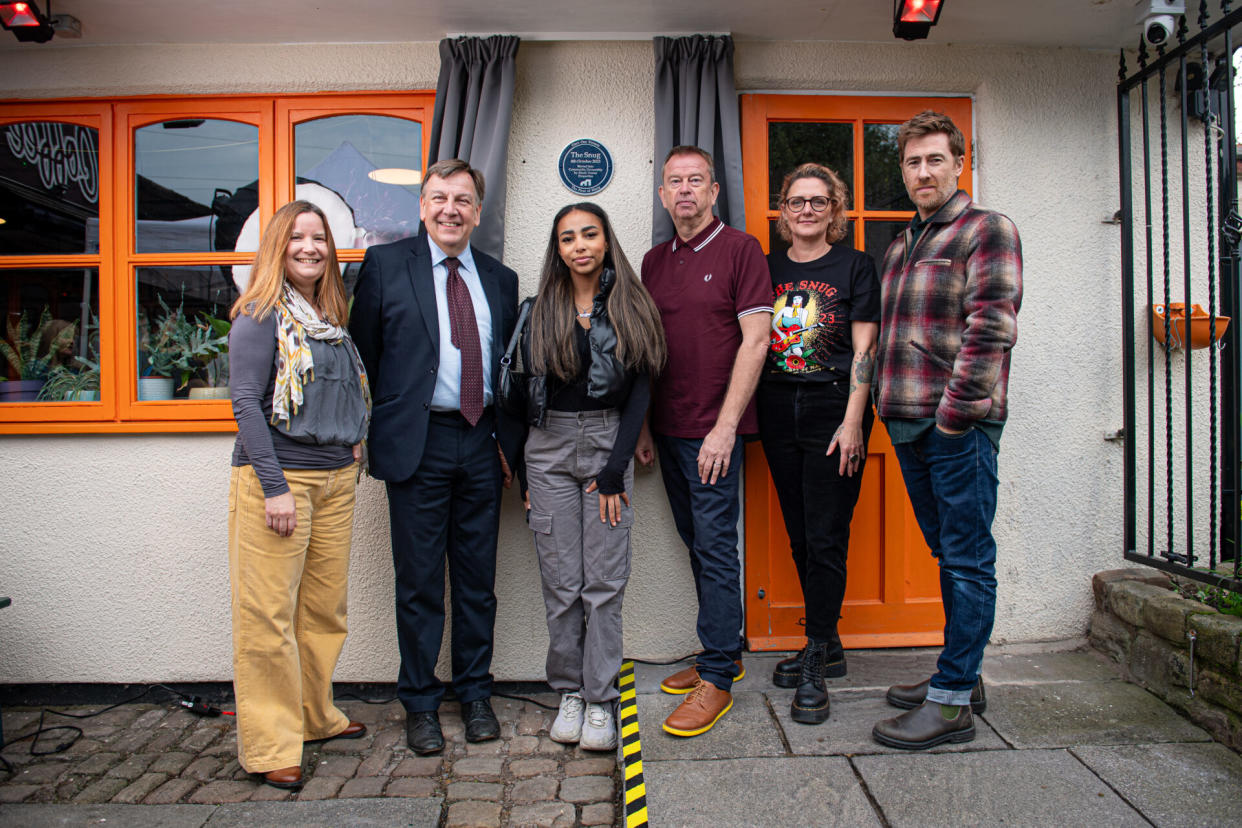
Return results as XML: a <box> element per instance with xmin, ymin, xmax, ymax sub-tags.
<box><xmin>558</xmin><ymin>139</ymin><xmax>614</xmax><ymax>196</ymax></box>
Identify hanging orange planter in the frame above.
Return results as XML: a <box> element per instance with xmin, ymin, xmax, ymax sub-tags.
<box><xmin>1151</xmin><ymin>303</ymin><xmax>1230</xmax><ymax>350</ymax></box>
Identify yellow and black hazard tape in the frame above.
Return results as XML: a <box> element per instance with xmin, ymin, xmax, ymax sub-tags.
<box><xmin>617</xmin><ymin>660</ymin><xmax>648</xmax><ymax>828</ymax></box>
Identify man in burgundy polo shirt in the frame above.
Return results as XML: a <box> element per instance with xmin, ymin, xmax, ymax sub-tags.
<box><xmin>637</xmin><ymin>145</ymin><xmax>772</xmax><ymax>737</ymax></box>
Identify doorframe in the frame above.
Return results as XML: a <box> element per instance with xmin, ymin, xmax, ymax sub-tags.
<box><xmin>738</xmin><ymin>92</ymin><xmax>974</xmax><ymax>650</ymax></box>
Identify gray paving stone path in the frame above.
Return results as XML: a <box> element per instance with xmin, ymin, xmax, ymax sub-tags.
<box><xmin>635</xmin><ymin>646</ymin><xmax>1242</xmax><ymax>828</ymax></box>
<box><xmin>3</xmin><ymin>646</ymin><xmax>1240</xmax><ymax>827</ymax></box>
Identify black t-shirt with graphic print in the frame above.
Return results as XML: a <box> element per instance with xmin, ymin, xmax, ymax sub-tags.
<box><xmin>763</xmin><ymin>245</ymin><xmax>881</xmax><ymax>383</ymax></box>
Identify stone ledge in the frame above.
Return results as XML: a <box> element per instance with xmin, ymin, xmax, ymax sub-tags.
<box><xmin>1090</xmin><ymin>568</ymin><xmax>1242</xmax><ymax>751</ymax></box>
<box><xmin>1093</xmin><ymin>567</ymin><xmax>1170</xmax><ymax>610</ymax></box>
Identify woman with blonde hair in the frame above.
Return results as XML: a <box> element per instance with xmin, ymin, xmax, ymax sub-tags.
<box><xmin>520</xmin><ymin>202</ymin><xmax>665</xmax><ymax>751</ymax></box>
<box><xmin>759</xmin><ymin>164</ymin><xmax>879</xmax><ymax>725</ymax></box>
<box><xmin>227</xmin><ymin>200</ymin><xmax>371</xmax><ymax>789</ymax></box>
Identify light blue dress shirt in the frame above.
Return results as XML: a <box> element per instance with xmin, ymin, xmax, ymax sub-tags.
<box><xmin>427</xmin><ymin>238</ymin><xmax>494</xmax><ymax>412</ymax></box>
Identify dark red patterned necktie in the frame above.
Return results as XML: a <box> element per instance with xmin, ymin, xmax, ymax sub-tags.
<box><xmin>444</xmin><ymin>256</ymin><xmax>484</xmax><ymax>426</ymax></box>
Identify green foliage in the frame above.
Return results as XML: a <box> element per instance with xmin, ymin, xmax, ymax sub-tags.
<box><xmin>37</xmin><ymin>313</ymin><xmax>100</xmax><ymax>401</ymax></box>
<box><xmin>0</xmin><ymin>307</ymin><xmax>76</xmax><ymax>381</ymax></box>
<box><xmin>141</xmin><ymin>296</ymin><xmax>230</xmax><ymax>389</ymax></box>
<box><xmin>37</xmin><ymin>357</ymin><xmax>100</xmax><ymax>401</ymax></box>
<box><xmin>1173</xmin><ymin>576</ymin><xmax>1242</xmax><ymax>617</ymax></box>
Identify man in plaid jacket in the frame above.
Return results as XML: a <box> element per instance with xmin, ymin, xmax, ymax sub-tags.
<box><xmin>871</xmin><ymin>111</ymin><xmax>1022</xmax><ymax>750</ymax></box>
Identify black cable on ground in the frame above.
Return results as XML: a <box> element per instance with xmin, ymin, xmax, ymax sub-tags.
<box><xmin>0</xmin><ymin>683</ymin><xmax>236</xmax><ymax>780</ymax></box>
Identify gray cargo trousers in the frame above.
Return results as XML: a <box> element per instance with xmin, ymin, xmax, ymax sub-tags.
<box><xmin>524</xmin><ymin>409</ymin><xmax>634</xmax><ymax>704</ymax></box>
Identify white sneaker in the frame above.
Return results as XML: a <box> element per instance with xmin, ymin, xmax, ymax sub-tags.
<box><xmin>550</xmin><ymin>692</ymin><xmax>585</xmax><ymax>743</ymax></box>
<box><xmin>579</xmin><ymin>702</ymin><xmax>616</xmax><ymax>751</ymax></box>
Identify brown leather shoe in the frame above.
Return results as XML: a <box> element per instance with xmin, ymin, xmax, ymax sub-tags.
<box><xmin>660</xmin><ymin>660</ymin><xmax>746</xmax><ymax>694</ymax></box>
<box><xmin>333</xmin><ymin>721</ymin><xmax>367</xmax><ymax>739</ymax></box>
<box><xmin>886</xmin><ymin>677</ymin><xmax>987</xmax><ymax>714</ymax></box>
<box><xmin>662</xmin><ymin>680</ymin><xmax>733</xmax><ymax>737</ymax></box>
<box><xmin>872</xmin><ymin>700</ymin><xmax>975</xmax><ymax>750</ymax></box>
<box><xmin>306</xmin><ymin>720</ymin><xmax>367</xmax><ymax>742</ymax></box>
<box><xmin>262</xmin><ymin>766</ymin><xmax>304</xmax><ymax>789</ymax></box>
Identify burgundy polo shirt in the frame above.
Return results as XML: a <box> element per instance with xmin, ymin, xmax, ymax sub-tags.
<box><xmin>641</xmin><ymin>217</ymin><xmax>772</xmax><ymax>439</ymax></box>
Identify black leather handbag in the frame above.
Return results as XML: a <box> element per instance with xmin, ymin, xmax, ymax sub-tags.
<box><xmin>496</xmin><ymin>297</ymin><xmax>533</xmax><ymax>418</ymax></box>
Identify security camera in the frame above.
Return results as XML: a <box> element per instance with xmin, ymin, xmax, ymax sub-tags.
<box><xmin>1135</xmin><ymin>1</ymin><xmax>1186</xmax><ymax>47</ymax></box>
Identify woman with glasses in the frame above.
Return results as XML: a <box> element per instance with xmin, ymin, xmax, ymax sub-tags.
<box><xmin>759</xmin><ymin>164</ymin><xmax>880</xmax><ymax>725</ymax></box>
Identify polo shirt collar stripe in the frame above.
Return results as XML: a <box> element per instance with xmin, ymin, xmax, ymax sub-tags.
<box><xmin>671</xmin><ymin>217</ymin><xmax>724</xmax><ymax>253</ymax></box>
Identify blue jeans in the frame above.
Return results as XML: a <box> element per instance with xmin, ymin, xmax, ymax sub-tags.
<box><xmin>655</xmin><ymin>434</ymin><xmax>745</xmax><ymax>692</ymax></box>
<box><xmin>894</xmin><ymin>427</ymin><xmax>998</xmax><ymax>707</ymax></box>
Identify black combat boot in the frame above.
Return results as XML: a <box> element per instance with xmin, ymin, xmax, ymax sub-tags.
<box><xmin>790</xmin><ymin>639</ymin><xmax>831</xmax><ymax>724</ymax></box>
<box><xmin>774</xmin><ymin>628</ymin><xmax>846</xmax><ymax>688</ymax></box>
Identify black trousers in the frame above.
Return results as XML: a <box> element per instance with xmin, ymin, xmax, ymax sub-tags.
<box><xmin>387</xmin><ymin>409</ymin><xmax>502</xmax><ymax>712</ymax></box>
<box><xmin>757</xmin><ymin>380</ymin><xmax>873</xmax><ymax>642</ymax></box>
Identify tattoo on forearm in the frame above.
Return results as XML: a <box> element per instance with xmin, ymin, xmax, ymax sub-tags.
<box><xmin>849</xmin><ymin>351</ymin><xmax>874</xmax><ymax>394</ymax></box>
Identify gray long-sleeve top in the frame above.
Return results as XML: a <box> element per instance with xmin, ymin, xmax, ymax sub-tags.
<box><xmin>229</xmin><ymin>312</ymin><xmax>355</xmax><ymax>497</ymax></box>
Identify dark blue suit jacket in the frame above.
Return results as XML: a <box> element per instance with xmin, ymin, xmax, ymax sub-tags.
<box><xmin>349</xmin><ymin>231</ymin><xmax>520</xmax><ymax>483</ymax></box>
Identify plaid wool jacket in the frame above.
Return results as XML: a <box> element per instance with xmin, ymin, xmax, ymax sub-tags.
<box><xmin>875</xmin><ymin>190</ymin><xmax>1022</xmax><ymax>431</ymax></box>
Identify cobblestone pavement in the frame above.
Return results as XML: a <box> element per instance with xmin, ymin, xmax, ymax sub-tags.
<box><xmin>0</xmin><ymin>694</ymin><xmax>619</xmax><ymax>827</ymax></box>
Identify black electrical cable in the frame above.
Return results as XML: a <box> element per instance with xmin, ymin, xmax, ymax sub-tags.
<box><xmin>0</xmin><ymin>683</ymin><xmax>237</xmax><ymax>779</ymax></box>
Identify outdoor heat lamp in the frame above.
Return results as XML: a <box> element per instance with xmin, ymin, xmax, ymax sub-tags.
<box><xmin>0</xmin><ymin>1</ymin><xmax>55</xmax><ymax>42</ymax></box>
<box><xmin>893</xmin><ymin>0</ymin><xmax>945</xmax><ymax>41</ymax></box>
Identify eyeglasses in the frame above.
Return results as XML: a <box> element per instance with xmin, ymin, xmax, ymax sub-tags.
<box><xmin>782</xmin><ymin>196</ymin><xmax>835</xmax><ymax>213</ymax></box>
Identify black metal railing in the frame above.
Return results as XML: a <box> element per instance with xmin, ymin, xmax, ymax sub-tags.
<box><xmin>1118</xmin><ymin>1</ymin><xmax>1242</xmax><ymax>592</ymax></box>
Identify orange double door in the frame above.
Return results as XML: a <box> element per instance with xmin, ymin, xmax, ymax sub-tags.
<box><xmin>739</xmin><ymin>94</ymin><xmax>973</xmax><ymax>650</ymax></box>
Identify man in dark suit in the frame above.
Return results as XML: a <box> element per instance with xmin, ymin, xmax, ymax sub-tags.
<box><xmin>349</xmin><ymin>158</ymin><xmax>519</xmax><ymax>755</ymax></box>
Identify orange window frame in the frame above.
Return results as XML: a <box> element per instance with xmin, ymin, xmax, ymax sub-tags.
<box><xmin>0</xmin><ymin>91</ymin><xmax>433</xmax><ymax>434</ymax></box>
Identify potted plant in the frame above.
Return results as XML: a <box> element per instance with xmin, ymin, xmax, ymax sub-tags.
<box><xmin>0</xmin><ymin>307</ymin><xmax>76</xmax><ymax>402</ymax></box>
<box><xmin>187</xmin><ymin>312</ymin><xmax>231</xmax><ymax>400</ymax></box>
<box><xmin>37</xmin><ymin>356</ymin><xmax>101</xmax><ymax>401</ymax></box>
<box><xmin>139</xmin><ymin>297</ymin><xmax>230</xmax><ymax>401</ymax></box>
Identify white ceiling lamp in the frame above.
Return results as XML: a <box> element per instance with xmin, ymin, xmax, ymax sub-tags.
<box><xmin>368</xmin><ymin>168</ymin><xmax>422</xmax><ymax>186</ymax></box>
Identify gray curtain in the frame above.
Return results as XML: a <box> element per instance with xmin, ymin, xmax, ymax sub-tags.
<box><xmin>427</xmin><ymin>35</ymin><xmax>520</xmax><ymax>260</ymax></box>
<box><xmin>651</xmin><ymin>35</ymin><xmax>745</xmax><ymax>247</ymax></box>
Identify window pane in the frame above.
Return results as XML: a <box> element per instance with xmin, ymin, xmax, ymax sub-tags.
<box><xmin>0</xmin><ymin>268</ymin><xmax>100</xmax><ymax>401</ymax></box>
<box><xmin>135</xmin><ymin>119</ymin><xmax>259</xmax><ymax>253</ymax></box>
<box><xmin>0</xmin><ymin>123</ymin><xmax>100</xmax><ymax>255</ymax></box>
<box><xmin>768</xmin><ymin>218</ymin><xmax>790</xmax><ymax>259</ymax></box>
<box><xmin>768</xmin><ymin>122</ymin><xmax>853</xmax><ymax>210</ymax></box>
<box><xmin>136</xmin><ymin>266</ymin><xmax>237</xmax><ymax>399</ymax></box>
<box><xmin>864</xmin><ymin>220</ymin><xmax>908</xmax><ymax>268</ymax></box>
<box><xmin>294</xmin><ymin>115</ymin><xmax>423</xmax><ymax>248</ymax></box>
<box><xmin>863</xmin><ymin>124</ymin><xmax>915</xmax><ymax>212</ymax></box>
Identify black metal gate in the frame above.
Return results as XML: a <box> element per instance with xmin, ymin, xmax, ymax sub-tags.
<box><xmin>1118</xmin><ymin>2</ymin><xmax>1242</xmax><ymax>591</ymax></box>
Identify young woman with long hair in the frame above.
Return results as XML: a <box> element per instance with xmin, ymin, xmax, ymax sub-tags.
<box><xmin>227</xmin><ymin>200</ymin><xmax>371</xmax><ymax>788</ymax></box>
<box><xmin>521</xmin><ymin>202</ymin><xmax>665</xmax><ymax>751</ymax></box>
<box><xmin>759</xmin><ymin>164</ymin><xmax>880</xmax><ymax>725</ymax></box>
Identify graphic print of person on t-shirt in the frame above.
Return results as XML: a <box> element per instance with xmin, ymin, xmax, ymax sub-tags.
<box><xmin>768</xmin><ymin>282</ymin><xmax>840</xmax><ymax>373</ymax></box>
<box><xmin>764</xmin><ymin>245</ymin><xmax>880</xmax><ymax>380</ymax></box>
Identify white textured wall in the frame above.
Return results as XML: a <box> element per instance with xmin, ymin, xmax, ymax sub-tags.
<box><xmin>0</xmin><ymin>38</ymin><xmax>1129</xmax><ymax>684</ymax></box>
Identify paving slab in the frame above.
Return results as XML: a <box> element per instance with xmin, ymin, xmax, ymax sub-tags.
<box><xmin>644</xmin><ymin>757</ymin><xmax>879</xmax><ymax>827</ymax></box>
<box><xmin>983</xmin><ymin>681</ymin><xmax>1212</xmax><ymax>748</ymax></box>
<box><xmin>1072</xmin><ymin>742</ymin><xmax>1242</xmax><ymax>828</ymax></box>
<box><xmin>636</xmin><ymin>690</ymin><xmax>785</xmax><ymax>760</ymax></box>
<box><xmin>204</xmin><ymin>798</ymin><xmax>445</xmax><ymax>826</ymax></box>
<box><xmin>853</xmin><ymin>749</ymin><xmax>1148</xmax><ymax>827</ymax></box>
<box><xmin>981</xmin><ymin>649</ymin><xmax>1123</xmax><ymax>684</ymax></box>
<box><xmin>0</xmin><ymin>803</ymin><xmax>216</xmax><ymax>827</ymax></box>
<box><xmin>631</xmin><ymin>649</ymin><xmax>943</xmax><ymax>696</ymax></box>
<box><xmin>768</xmin><ymin>689</ymin><xmax>1009</xmax><ymax>756</ymax></box>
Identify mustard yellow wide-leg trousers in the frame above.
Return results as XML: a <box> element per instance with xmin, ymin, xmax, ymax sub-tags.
<box><xmin>228</xmin><ymin>463</ymin><xmax>358</xmax><ymax>773</ymax></box>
